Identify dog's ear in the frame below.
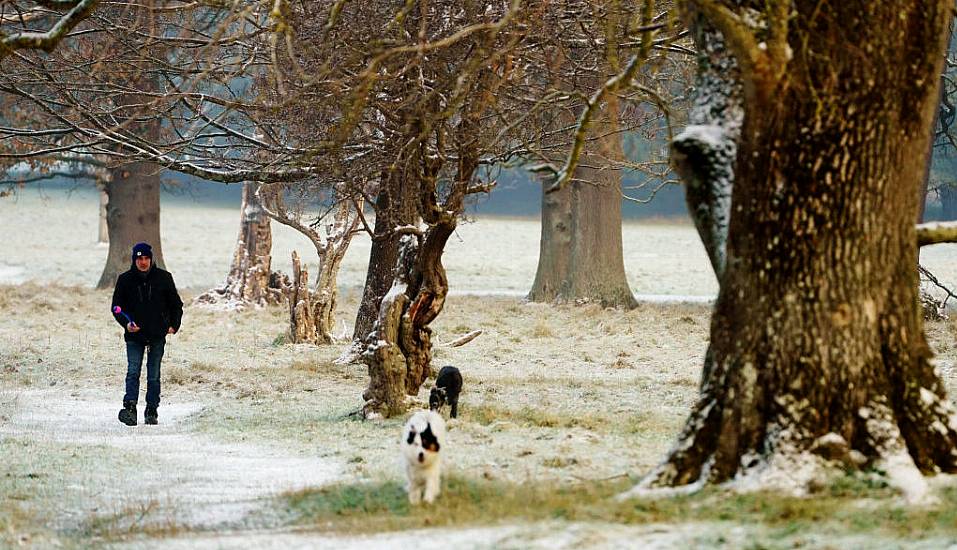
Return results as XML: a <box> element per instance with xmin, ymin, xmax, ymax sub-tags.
<box><xmin>429</xmin><ymin>387</ymin><xmax>446</xmax><ymax>409</ymax></box>
<box><xmin>406</xmin><ymin>428</ymin><xmax>417</xmax><ymax>445</ymax></box>
<box><xmin>420</xmin><ymin>423</ymin><xmax>440</xmax><ymax>453</ymax></box>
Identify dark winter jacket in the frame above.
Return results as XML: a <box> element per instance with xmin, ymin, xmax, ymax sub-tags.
<box><xmin>111</xmin><ymin>263</ymin><xmax>183</xmax><ymax>343</ymax></box>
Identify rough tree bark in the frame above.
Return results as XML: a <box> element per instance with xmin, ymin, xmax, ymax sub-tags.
<box><xmin>96</xmin><ymin>163</ymin><xmax>165</xmax><ymax>289</ymax></box>
<box><xmin>288</xmin><ymin>250</ymin><xmax>318</xmax><ymax>343</ymax></box>
<box><xmin>528</xmin><ymin>158</ymin><xmax>637</xmax><ymax>308</ymax></box>
<box><xmin>669</xmin><ymin>17</ymin><xmax>741</xmax><ymax>282</ymax></box>
<box><xmin>361</xmin><ymin>213</ymin><xmax>459</xmax><ymax>418</ymax></box>
<box><xmin>528</xmin><ymin>57</ymin><xmax>636</xmax><ymax>308</ymax></box>
<box><xmin>633</xmin><ymin>1</ymin><xmax>957</xmax><ymax>499</ymax></box>
<box><xmin>362</xmin><ymin>117</ymin><xmax>479</xmax><ymax>418</ymax></box>
<box><xmin>361</xmin><ymin>235</ymin><xmax>423</xmax><ymax>417</ymax></box>
<box><xmin>346</xmin><ymin>169</ymin><xmax>420</xmax><ymax>358</ymax></box>
<box><xmin>195</xmin><ymin>183</ymin><xmax>285</xmax><ymax>308</ymax></box>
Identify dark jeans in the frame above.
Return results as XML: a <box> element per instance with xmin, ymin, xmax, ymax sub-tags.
<box><xmin>124</xmin><ymin>338</ymin><xmax>165</xmax><ymax>407</ymax></box>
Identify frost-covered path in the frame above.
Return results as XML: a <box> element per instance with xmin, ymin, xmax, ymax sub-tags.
<box><xmin>0</xmin><ymin>390</ymin><xmax>343</xmax><ymax>529</ymax></box>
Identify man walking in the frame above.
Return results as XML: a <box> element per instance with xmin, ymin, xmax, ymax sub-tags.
<box><xmin>111</xmin><ymin>242</ymin><xmax>183</xmax><ymax>426</ymax></box>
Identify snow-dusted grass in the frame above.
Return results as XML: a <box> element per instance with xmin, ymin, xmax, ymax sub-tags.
<box><xmin>4</xmin><ymin>282</ymin><xmax>957</xmax><ymax>547</ymax></box>
<box><xmin>4</xmin><ymin>188</ymin><xmax>957</xmax><ymax>547</ymax></box>
<box><xmin>276</xmin><ymin>474</ymin><xmax>957</xmax><ymax>544</ymax></box>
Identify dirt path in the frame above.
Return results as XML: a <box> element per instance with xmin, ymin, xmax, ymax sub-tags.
<box><xmin>1</xmin><ymin>389</ymin><xmax>343</xmax><ymax>530</ymax></box>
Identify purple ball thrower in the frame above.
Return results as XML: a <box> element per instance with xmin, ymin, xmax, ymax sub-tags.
<box><xmin>112</xmin><ymin>306</ymin><xmax>137</xmax><ymax>327</ymax></box>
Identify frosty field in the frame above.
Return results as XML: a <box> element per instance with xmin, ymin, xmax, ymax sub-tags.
<box><xmin>3</xmin><ymin>187</ymin><xmax>957</xmax><ymax>548</ymax></box>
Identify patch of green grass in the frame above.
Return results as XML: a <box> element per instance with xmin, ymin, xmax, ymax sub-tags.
<box><xmin>283</xmin><ymin>475</ymin><xmax>625</xmax><ymax>532</ymax></box>
<box><xmin>280</xmin><ymin>474</ymin><xmax>957</xmax><ymax>540</ymax></box>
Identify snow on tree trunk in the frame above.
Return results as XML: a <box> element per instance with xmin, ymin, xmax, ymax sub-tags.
<box><xmin>96</xmin><ymin>163</ymin><xmax>166</xmax><ymax>289</ymax></box>
<box><xmin>361</xmin><ymin>235</ymin><xmax>419</xmax><ymax>417</ymax></box>
<box><xmin>361</xmin><ymin>110</ymin><xmax>479</xmax><ymax>418</ymax></box>
<box><xmin>348</xmin><ymin>171</ymin><xmax>420</xmax><ymax>361</ymax></box>
<box><xmin>195</xmin><ymin>183</ymin><xmax>286</xmax><ymax>309</ymax></box>
<box><xmin>362</xmin><ymin>225</ymin><xmax>452</xmax><ymax>418</ymax></box>
<box><xmin>631</xmin><ymin>1</ymin><xmax>957</xmax><ymax>499</ymax></box>
<box><xmin>670</xmin><ymin>16</ymin><xmax>741</xmax><ymax>282</ymax></box>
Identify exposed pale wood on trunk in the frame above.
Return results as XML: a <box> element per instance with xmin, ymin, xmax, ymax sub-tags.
<box><xmin>97</xmin><ymin>178</ymin><xmax>109</xmax><ymax>244</ymax></box>
<box><xmin>260</xmin><ymin>184</ymin><xmax>361</xmax><ymax>345</ymax></box>
<box><xmin>196</xmin><ymin>183</ymin><xmax>286</xmax><ymax>307</ymax></box>
<box><xmin>287</xmin><ymin>250</ymin><xmax>318</xmax><ymax>344</ymax></box>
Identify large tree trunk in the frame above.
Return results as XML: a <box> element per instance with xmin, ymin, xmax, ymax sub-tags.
<box><xmin>96</xmin><ymin>163</ymin><xmax>165</xmax><ymax>289</ymax></box>
<box><xmin>350</xmin><ymin>171</ymin><xmax>419</xmax><ymax>350</ymax></box>
<box><xmin>528</xmin><ymin>95</ymin><xmax>636</xmax><ymax>308</ymax></box>
<box><xmin>637</xmin><ymin>1</ymin><xmax>957</xmax><ymax>498</ymax></box>
<box><xmin>361</xmin><ymin>236</ymin><xmax>421</xmax><ymax>417</ymax></box>
<box><xmin>362</xmin><ymin>115</ymin><xmax>476</xmax><ymax>418</ymax></box>
<box><xmin>528</xmin><ymin>165</ymin><xmax>637</xmax><ymax>308</ymax></box>
<box><xmin>195</xmin><ymin>183</ymin><xmax>285</xmax><ymax>307</ymax></box>
<box><xmin>670</xmin><ymin>16</ymin><xmax>741</xmax><ymax>282</ymax></box>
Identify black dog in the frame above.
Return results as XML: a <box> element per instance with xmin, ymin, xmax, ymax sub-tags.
<box><xmin>429</xmin><ymin>366</ymin><xmax>462</xmax><ymax>418</ymax></box>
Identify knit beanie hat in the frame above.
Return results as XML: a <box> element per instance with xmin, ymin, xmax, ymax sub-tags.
<box><xmin>131</xmin><ymin>242</ymin><xmax>153</xmax><ymax>262</ymax></box>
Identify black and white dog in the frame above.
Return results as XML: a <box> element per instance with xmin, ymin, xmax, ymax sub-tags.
<box><xmin>429</xmin><ymin>365</ymin><xmax>463</xmax><ymax>418</ymax></box>
<box><xmin>401</xmin><ymin>410</ymin><xmax>447</xmax><ymax>504</ymax></box>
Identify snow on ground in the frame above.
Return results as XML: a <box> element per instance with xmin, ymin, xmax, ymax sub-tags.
<box><xmin>5</xmin><ymin>186</ymin><xmax>956</xmax><ymax>300</ymax></box>
<box><xmin>1</xmin><ymin>389</ymin><xmax>343</xmax><ymax>528</ymax></box>
<box><xmin>117</xmin><ymin>521</ymin><xmax>754</xmax><ymax>549</ymax></box>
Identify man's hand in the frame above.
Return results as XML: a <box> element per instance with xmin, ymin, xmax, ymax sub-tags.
<box><xmin>168</xmin><ymin>327</ymin><xmax>176</xmax><ymax>334</ymax></box>
<box><xmin>127</xmin><ymin>322</ymin><xmax>140</xmax><ymax>333</ymax></box>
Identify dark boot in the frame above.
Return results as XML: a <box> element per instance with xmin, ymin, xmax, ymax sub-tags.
<box><xmin>144</xmin><ymin>405</ymin><xmax>158</xmax><ymax>425</ymax></box>
<box><xmin>118</xmin><ymin>400</ymin><xmax>137</xmax><ymax>426</ymax></box>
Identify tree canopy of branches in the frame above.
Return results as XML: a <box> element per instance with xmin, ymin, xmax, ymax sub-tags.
<box><xmin>0</xmin><ymin>0</ymin><xmax>99</xmax><ymax>59</ymax></box>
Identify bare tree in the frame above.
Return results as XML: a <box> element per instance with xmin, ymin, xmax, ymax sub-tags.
<box><xmin>526</xmin><ymin>2</ymin><xmax>688</xmax><ymax>308</ymax></box>
<box><xmin>257</xmin><ymin>182</ymin><xmax>362</xmax><ymax>344</ymax></box>
<box><xmin>2</xmin><ymin>0</ymin><xmax>689</xmax><ymax>420</ymax></box>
